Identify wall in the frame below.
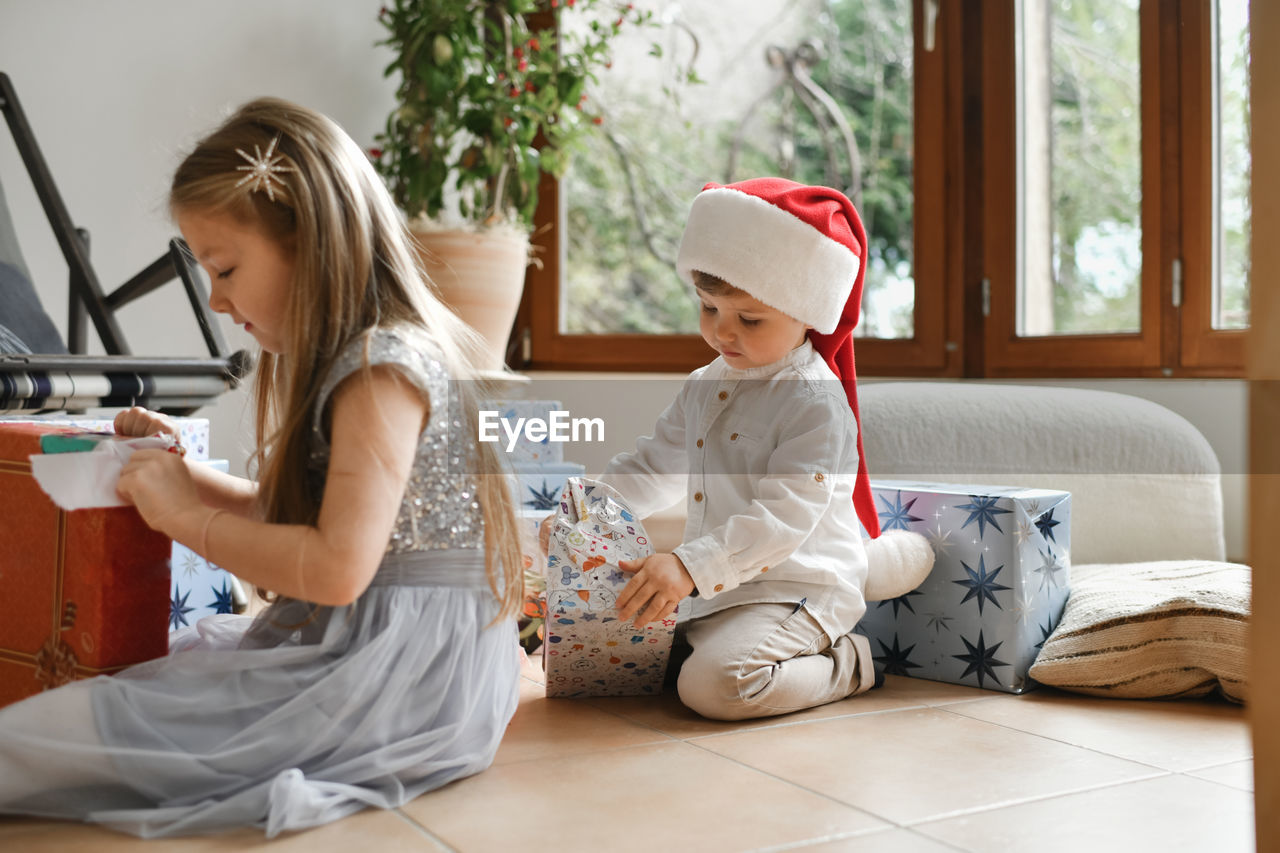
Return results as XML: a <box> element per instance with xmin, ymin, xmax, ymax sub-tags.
<box><xmin>0</xmin><ymin>0</ymin><xmax>394</xmax><ymax>467</ymax></box>
<box><xmin>0</xmin><ymin>3</ymin><xmax>1249</xmax><ymax>560</ymax></box>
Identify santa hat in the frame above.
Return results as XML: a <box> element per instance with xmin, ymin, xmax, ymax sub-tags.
<box><xmin>676</xmin><ymin>177</ymin><xmax>882</xmax><ymax>539</ymax></box>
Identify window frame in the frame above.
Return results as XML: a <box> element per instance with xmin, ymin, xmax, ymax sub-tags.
<box><xmin>518</xmin><ymin>0</ymin><xmax>953</xmax><ymax>375</ymax></box>
<box><xmin>516</xmin><ymin>0</ymin><xmax>1247</xmax><ymax>379</ymax></box>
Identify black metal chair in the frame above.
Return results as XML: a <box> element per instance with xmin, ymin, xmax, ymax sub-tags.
<box><xmin>0</xmin><ymin>71</ymin><xmax>251</xmax><ymax>415</ymax></box>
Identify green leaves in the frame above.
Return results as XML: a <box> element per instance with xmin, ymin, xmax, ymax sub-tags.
<box><xmin>372</xmin><ymin>0</ymin><xmax>651</xmax><ymax>228</ymax></box>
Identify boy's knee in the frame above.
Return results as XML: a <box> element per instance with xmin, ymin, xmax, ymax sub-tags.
<box><xmin>675</xmin><ymin>655</ymin><xmax>768</xmax><ymax>721</ymax></box>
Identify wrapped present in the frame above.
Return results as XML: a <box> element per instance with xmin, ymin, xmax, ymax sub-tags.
<box><xmin>169</xmin><ymin>460</ymin><xmax>248</xmax><ymax>630</ymax></box>
<box><xmin>544</xmin><ymin>477</ymin><xmax>675</xmax><ymax>697</ymax></box>
<box><xmin>0</xmin><ymin>415</ymin><xmax>210</xmax><ymax>460</ymax></box>
<box><xmin>0</xmin><ymin>422</ymin><xmax>170</xmax><ymax>710</ymax></box>
<box><xmin>511</xmin><ymin>461</ymin><xmax>585</xmax><ymax>511</ymax></box>
<box><xmin>856</xmin><ymin>480</ymin><xmax>1071</xmax><ymax>694</ymax></box>
<box><xmin>515</xmin><ymin>506</ymin><xmax>551</xmax><ymax>653</ymax></box>
<box><xmin>479</xmin><ymin>399</ymin><xmax>567</xmax><ymax>464</ymax></box>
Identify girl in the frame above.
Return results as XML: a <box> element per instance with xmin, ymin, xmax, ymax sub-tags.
<box><xmin>0</xmin><ymin>98</ymin><xmax>523</xmax><ymax>837</ymax></box>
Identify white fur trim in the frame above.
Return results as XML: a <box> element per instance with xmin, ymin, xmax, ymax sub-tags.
<box><xmin>676</xmin><ymin>187</ymin><xmax>860</xmax><ymax>335</ymax></box>
<box><xmin>863</xmin><ymin>530</ymin><xmax>935</xmax><ymax>602</ymax></box>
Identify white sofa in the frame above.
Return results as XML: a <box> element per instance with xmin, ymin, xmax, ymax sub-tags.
<box><xmin>857</xmin><ymin>382</ymin><xmax>1226</xmax><ymax>565</ymax></box>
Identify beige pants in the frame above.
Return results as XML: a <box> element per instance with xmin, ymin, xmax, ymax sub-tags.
<box><xmin>674</xmin><ymin>603</ymin><xmax>875</xmax><ymax>721</ymax></box>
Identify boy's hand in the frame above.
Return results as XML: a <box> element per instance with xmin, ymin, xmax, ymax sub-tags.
<box><xmin>114</xmin><ymin>406</ymin><xmax>181</xmax><ymax>441</ymax></box>
<box><xmin>538</xmin><ymin>514</ymin><xmax>555</xmax><ymax>556</ymax></box>
<box><xmin>616</xmin><ymin>553</ymin><xmax>695</xmax><ymax>627</ymax></box>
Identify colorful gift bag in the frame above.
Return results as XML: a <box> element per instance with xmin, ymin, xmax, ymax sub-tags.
<box><xmin>0</xmin><ymin>423</ymin><xmax>170</xmax><ymax>710</ymax></box>
<box><xmin>543</xmin><ymin>477</ymin><xmax>676</xmax><ymax>697</ymax></box>
<box><xmin>856</xmin><ymin>480</ymin><xmax>1072</xmax><ymax>694</ymax></box>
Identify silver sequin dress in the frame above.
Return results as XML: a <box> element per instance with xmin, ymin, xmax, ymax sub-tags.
<box><xmin>0</xmin><ymin>327</ymin><xmax>521</xmax><ymax>837</ymax></box>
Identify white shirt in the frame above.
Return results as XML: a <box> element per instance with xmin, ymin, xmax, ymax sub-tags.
<box><xmin>599</xmin><ymin>340</ymin><xmax>868</xmax><ymax>642</ymax></box>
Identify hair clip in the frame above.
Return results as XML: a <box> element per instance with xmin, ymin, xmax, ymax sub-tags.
<box><xmin>234</xmin><ymin>135</ymin><xmax>295</xmax><ymax>202</ymax></box>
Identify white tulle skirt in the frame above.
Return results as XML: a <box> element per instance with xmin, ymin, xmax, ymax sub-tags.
<box><xmin>0</xmin><ymin>550</ymin><xmax>520</xmax><ymax>838</ymax></box>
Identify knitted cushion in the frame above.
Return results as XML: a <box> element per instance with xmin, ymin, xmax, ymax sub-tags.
<box><xmin>1029</xmin><ymin>560</ymin><xmax>1249</xmax><ymax>702</ymax></box>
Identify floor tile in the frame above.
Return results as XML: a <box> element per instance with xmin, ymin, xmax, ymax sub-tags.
<box><xmin>770</xmin><ymin>827</ymin><xmax>960</xmax><ymax>852</ymax></box>
<box><xmin>943</xmin><ymin>691</ymin><xmax>1250</xmax><ymax>771</ymax></box>
<box><xmin>0</xmin><ymin>807</ymin><xmax>444</xmax><ymax>851</ymax></box>
<box><xmin>580</xmin><ymin>675</ymin><xmax>990</xmax><ymax>741</ymax></box>
<box><xmin>694</xmin><ymin>707</ymin><xmax>1162</xmax><ymax>825</ymax></box>
<box><xmin>1187</xmin><ymin>759</ymin><xmax>1255</xmax><ymax>792</ymax></box>
<box><xmin>400</xmin><ymin>740</ymin><xmax>889</xmax><ymax>852</ymax></box>
<box><xmin>915</xmin><ymin>774</ymin><xmax>1254</xmax><ymax>853</ymax></box>
<box><xmin>494</xmin><ymin>677</ymin><xmax>674</xmax><ymax>765</ymax></box>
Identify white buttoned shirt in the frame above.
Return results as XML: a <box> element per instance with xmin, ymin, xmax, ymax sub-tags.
<box><xmin>598</xmin><ymin>341</ymin><xmax>868</xmax><ymax>642</ymax></box>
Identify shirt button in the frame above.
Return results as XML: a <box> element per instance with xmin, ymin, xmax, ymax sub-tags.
<box><xmin>714</xmin><ymin>584</ymin><xmax>724</xmax><ymax>592</ymax></box>
<box><xmin>730</xmin><ymin>433</ymin><xmax>739</xmax><ymax>441</ymax></box>
<box><xmin>718</xmin><ymin>391</ymin><xmax>728</xmax><ymax>401</ymax></box>
<box><xmin>760</xmin><ymin>566</ymin><xmax>769</xmax><ymax>573</ymax></box>
<box><xmin>694</xmin><ymin>492</ymin><xmax>703</xmax><ymax>502</ymax></box>
<box><xmin>814</xmin><ymin>472</ymin><xmax>825</xmax><ymax>482</ymax></box>
<box><xmin>696</xmin><ymin>438</ymin><xmax>704</xmax><ymax>448</ymax></box>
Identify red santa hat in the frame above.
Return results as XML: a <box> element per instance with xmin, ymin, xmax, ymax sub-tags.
<box><xmin>676</xmin><ymin>177</ymin><xmax>882</xmax><ymax>539</ymax></box>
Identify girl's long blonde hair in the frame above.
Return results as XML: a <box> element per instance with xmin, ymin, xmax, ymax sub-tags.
<box><xmin>170</xmin><ymin>98</ymin><xmax>521</xmax><ymax>621</ymax></box>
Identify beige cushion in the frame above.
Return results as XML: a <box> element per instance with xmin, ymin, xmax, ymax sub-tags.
<box><xmin>1029</xmin><ymin>561</ymin><xmax>1249</xmax><ymax>702</ymax></box>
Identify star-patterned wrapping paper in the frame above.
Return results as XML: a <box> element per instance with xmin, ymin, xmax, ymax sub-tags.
<box><xmin>543</xmin><ymin>477</ymin><xmax>676</xmax><ymax>697</ymax></box>
<box><xmin>0</xmin><ymin>416</ymin><xmax>210</xmax><ymax>461</ymax></box>
<box><xmin>511</xmin><ymin>461</ymin><xmax>585</xmax><ymax>512</ymax></box>
<box><xmin>168</xmin><ymin>460</ymin><xmax>248</xmax><ymax>631</ymax></box>
<box><xmin>856</xmin><ymin>481</ymin><xmax>1071</xmax><ymax>695</ymax></box>
<box><xmin>482</xmin><ymin>399</ymin><xmax>565</xmax><ymax>465</ymax></box>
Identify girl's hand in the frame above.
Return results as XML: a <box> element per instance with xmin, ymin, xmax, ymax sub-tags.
<box><xmin>616</xmin><ymin>553</ymin><xmax>695</xmax><ymax>627</ymax></box>
<box><xmin>114</xmin><ymin>406</ymin><xmax>181</xmax><ymax>441</ymax></box>
<box><xmin>116</xmin><ymin>448</ymin><xmax>201</xmax><ymax>537</ymax></box>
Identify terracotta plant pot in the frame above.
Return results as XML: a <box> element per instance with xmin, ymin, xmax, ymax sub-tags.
<box><xmin>410</xmin><ymin>226</ymin><xmax>530</xmax><ymax>373</ymax></box>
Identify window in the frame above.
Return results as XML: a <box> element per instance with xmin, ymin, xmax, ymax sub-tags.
<box><xmin>518</xmin><ymin>1</ymin><xmax>1249</xmax><ymax>378</ymax></box>
<box><xmin>982</xmin><ymin>0</ymin><xmax>1249</xmax><ymax>377</ymax></box>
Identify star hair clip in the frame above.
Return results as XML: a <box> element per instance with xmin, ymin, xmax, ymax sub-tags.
<box><xmin>234</xmin><ymin>135</ymin><xmax>295</xmax><ymax>202</ymax></box>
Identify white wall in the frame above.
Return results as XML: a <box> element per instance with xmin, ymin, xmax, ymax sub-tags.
<box><xmin>0</xmin><ymin>0</ymin><xmax>395</xmax><ymax>467</ymax></box>
<box><xmin>0</xmin><ymin>4</ymin><xmax>1250</xmax><ymax>560</ymax></box>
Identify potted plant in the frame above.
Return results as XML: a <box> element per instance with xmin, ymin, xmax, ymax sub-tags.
<box><xmin>373</xmin><ymin>0</ymin><xmax>652</xmax><ymax>372</ymax></box>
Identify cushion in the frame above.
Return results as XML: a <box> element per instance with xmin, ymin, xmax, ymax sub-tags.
<box><xmin>0</xmin><ymin>176</ymin><xmax>66</xmax><ymax>354</ymax></box>
<box><xmin>1029</xmin><ymin>560</ymin><xmax>1249</xmax><ymax>702</ymax></box>
<box><xmin>0</xmin><ymin>262</ymin><xmax>65</xmax><ymax>355</ymax></box>
<box><xmin>859</xmin><ymin>382</ymin><xmax>1227</xmax><ymax>564</ymax></box>
<box><xmin>0</xmin><ymin>321</ymin><xmax>31</xmax><ymax>353</ymax></box>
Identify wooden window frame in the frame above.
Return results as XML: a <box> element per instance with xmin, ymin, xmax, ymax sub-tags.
<box><xmin>982</xmin><ymin>0</ymin><xmax>1245</xmax><ymax>379</ymax></box>
<box><xmin>1179</xmin><ymin>0</ymin><xmax>1247</xmax><ymax>372</ymax></box>
<box><xmin>517</xmin><ymin>0</ymin><xmax>1246</xmax><ymax>379</ymax></box>
<box><xmin>517</xmin><ymin>0</ymin><xmax>954</xmax><ymax>375</ymax></box>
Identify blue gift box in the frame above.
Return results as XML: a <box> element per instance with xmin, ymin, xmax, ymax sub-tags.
<box><xmin>480</xmin><ymin>399</ymin><xmax>569</xmax><ymax>465</ymax></box>
<box><xmin>511</xmin><ymin>461</ymin><xmax>586</xmax><ymax>511</ymax></box>
<box><xmin>0</xmin><ymin>415</ymin><xmax>210</xmax><ymax>460</ymax></box>
<box><xmin>856</xmin><ymin>481</ymin><xmax>1071</xmax><ymax>694</ymax></box>
<box><xmin>168</xmin><ymin>460</ymin><xmax>248</xmax><ymax>631</ymax></box>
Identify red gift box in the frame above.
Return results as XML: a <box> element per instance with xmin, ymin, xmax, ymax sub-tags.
<box><xmin>0</xmin><ymin>423</ymin><xmax>170</xmax><ymax>709</ymax></box>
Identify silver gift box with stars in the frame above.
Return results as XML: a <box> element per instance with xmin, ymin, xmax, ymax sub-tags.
<box><xmin>856</xmin><ymin>481</ymin><xmax>1071</xmax><ymax>694</ymax></box>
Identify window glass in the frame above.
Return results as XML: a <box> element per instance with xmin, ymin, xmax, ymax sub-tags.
<box><xmin>1017</xmin><ymin>0</ymin><xmax>1142</xmax><ymax>336</ymax></box>
<box><xmin>1214</xmin><ymin>0</ymin><xmax>1250</xmax><ymax>330</ymax></box>
<box><xmin>561</xmin><ymin>0</ymin><xmax>916</xmax><ymax>338</ymax></box>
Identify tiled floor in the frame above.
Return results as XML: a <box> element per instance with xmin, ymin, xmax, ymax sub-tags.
<box><xmin>0</xmin><ymin>654</ymin><xmax>1254</xmax><ymax>852</ymax></box>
